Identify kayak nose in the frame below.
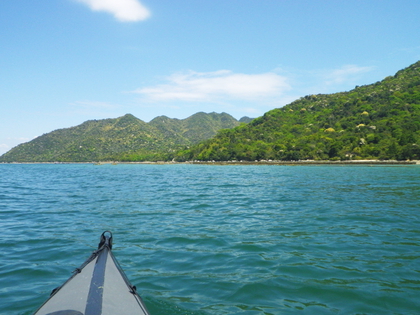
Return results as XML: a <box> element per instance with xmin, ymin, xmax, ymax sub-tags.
<box><xmin>98</xmin><ymin>231</ymin><xmax>113</xmax><ymax>249</ymax></box>
<box><xmin>33</xmin><ymin>231</ymin><xmax>150</xmax><ymax>315</ymax></box>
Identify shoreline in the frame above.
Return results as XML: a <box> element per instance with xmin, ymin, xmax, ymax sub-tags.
<box><xmin>1</xmin><ymin>160</ymin><xmax>419</xmax><ymax>165</ymax></box>
<box><xmin>185</xmin><ymin>160</ymin><xmax>420</xmax><ymax>165</ymax></box>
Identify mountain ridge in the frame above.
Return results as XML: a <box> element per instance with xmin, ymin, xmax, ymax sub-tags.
<box><xmin>2</xmin><ymin>60</ymin><xmax>420</xmax><ymax>163</ymax></box>
<box><xmin>174</xmin><ymin>60</ymin><xmax>420</xmax><ymax>161</ymax></box>
<box><xmin>0</xmin><ymin>112</ymin><xmax>248</xmax><ymax>162</ymax></box>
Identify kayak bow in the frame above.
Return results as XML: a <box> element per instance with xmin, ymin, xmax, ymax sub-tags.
<box><xmin>33</xmin><ymin>231</ymin><xmax>150</xmax><ymax>315</ymax></box>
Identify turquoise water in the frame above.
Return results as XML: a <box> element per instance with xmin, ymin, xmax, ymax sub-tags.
<box><xmin>0</xmin><ymin>164</ymin><xmax>419</xmax><ymax>314</ymax></box>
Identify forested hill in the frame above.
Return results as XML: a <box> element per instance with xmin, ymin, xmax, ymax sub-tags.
<box><xmin>3</xmin><ymin>61</ymin><xmax>419</xmax><ymax>163</ymax></box>
<box><xmin>175</xmin><ymin>61</ymin><xmax>420</xmax><ymax>161</ymax></box>
<box><xmin>0</xmin><ymin>112</ymin><xmax>244</xmax><ymax>162</ymax></box>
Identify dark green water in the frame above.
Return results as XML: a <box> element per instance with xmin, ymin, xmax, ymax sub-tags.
<box><xmin>0</xmin><ymin>164</ymin><xmax>419</xmax><ymax>314</ymax></box>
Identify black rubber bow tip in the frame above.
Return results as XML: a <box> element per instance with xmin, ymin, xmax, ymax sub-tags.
<box><xmin>98</xmin><ymin>231</ymin><xmax>113</xmax><ymax>250</ymax></box>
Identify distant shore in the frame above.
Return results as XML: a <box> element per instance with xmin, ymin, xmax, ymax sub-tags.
<box><xmin>2</xmin><ymin>160</ymin><xmax>419</xmax><ymax>165</ymax></box>
<box><xmin>185</xmin><ymin>160</ymin><xmax>420</xmax><ymax>165</ymax></box>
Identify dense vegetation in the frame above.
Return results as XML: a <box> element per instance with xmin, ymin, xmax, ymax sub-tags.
<box><xmin>0</xmin><ymin>112</ymin><xmax>244</xmax><ymax>162</ymax></box>
<box><xmin>175</xmin><ymin>61</ymin><xmax>420</xmax><ymax>161</ymax></box>
<box><xmin>2</xmin><ymin>61</ymin><xmax>419</xmax><ymax>163</ymax></box>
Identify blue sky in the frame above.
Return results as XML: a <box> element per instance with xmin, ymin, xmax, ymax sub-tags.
<box><xmin>1</xmin><ymin>0</ymin><xmax>420</xmax><ymax>155</ymax></box>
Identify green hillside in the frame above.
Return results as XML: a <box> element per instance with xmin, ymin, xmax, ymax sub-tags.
<box><xmin>3</xmin><ymin>61</ymin><xmax>419</xmax><ymax>163</ymax></box>
<box><xmin>149</xmin><ymin>112</ymin><xmax>240</xmax><ymax>145</ymax></box>
<box><xmin>0</xmin><ymin>112</ymin><xmax>242</xmax><ymax>162</ymax></box>
<box><xmin>175</xmin><ymin>61</ymin><xmax>420</xmax><ymax>161</ymax></box>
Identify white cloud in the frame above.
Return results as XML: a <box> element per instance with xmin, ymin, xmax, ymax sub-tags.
<box><xmin>70</xmin><ymin>100</ymin><xmax>119</xmax><ymax>109</ymax></box>
<box><xmin>8</xmin><ymin>137</ymin><xmax>31</xmax><ymax>142</ymax></box>
<box><xmin>134</xmin><ymin>70</ymin><xmax>291</xmax><ymax>102</ymax></box>
<box><xmin>0</xmin><ymin>138</ymin><xmax>32</xmax><ymax>155</ymax></box>
<box><xmin>76</xmin><ymin>0</ymin><xmax>150</xmax><ymax>22</ymax></box>
<box><xmin>326</xmin><ymin>65</ymin><xmax>374</xmax><ymax>85</ymax></box>
<box><xmin>0</xmin><ymin>144</ymin><xmax>9</xmax><ymax>155</ymax></box>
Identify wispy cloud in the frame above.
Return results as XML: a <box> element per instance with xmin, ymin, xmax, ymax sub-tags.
<box><xmin>0</xmin><ymin>138</ymin><xmax>32</xmax><ymax>155</ymax></box>
<box><xmin>325</xmin><ymin>65</ymin><xmax>374</xmax><ymax>85</ymax></box>
<box><xmin>133</xmin><ymin>70</ymin><xmax>291</xmax><ymax>102</ymax></box>
<box><xmin>67</xmin><ymin>100</ymin><xmax>122</xmax><ymax>118</ymax></box>
<box><xmin>76</xmin><ymin>0</ymin><xmax>150</xmax><ymax>22</ymax></box>
<box><xmin>70</xmin><ymin>100</ymin><xmax>120</xmax><ymax>109</ymax></box>
<box><xmin>6</xmin><ymin>137</ymin><xmax>31</xmax><ymax>142</ymax></box>
<box><xmin>0</xmin><ymin>144</ymin><xmax>9</xmax><ymax>155</ymax></box>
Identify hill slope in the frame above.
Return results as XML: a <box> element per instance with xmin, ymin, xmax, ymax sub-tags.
<box><xmin>149</xmin><ymin>112</ymin><xmax>240</xmax><ymax>145</ymax></box>
<box><xmin>0</xmin><ymin>112</ymin><xmax>243</xmax><ymax>162</ymax></box>
<box><xmin>175</xmin><ymin>61</ymin><xmax>420</xmax><ymax>161</ymax></box>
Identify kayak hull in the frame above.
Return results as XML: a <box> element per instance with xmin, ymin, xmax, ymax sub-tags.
<box><xmin>33</xmin><ymin>232</ymin><xmax>150</xmax><ymax>315</ymax></box>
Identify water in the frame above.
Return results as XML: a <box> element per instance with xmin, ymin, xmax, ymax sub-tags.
<box><xmin>0</xmin><ymin>163</ymin><xmax>419</xmax><ymax>314</ymax></box>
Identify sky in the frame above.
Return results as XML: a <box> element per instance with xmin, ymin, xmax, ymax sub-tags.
<box><xmin>1</xmin><ymin>0</ymin><xmax>420</xmax><ymax>155</ymax></box>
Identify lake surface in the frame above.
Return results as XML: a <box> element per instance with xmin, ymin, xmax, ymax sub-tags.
<box><xmin>0</xmin><ymin>163</ymin><xmax>419</xmax><ymax>314</ymax></box>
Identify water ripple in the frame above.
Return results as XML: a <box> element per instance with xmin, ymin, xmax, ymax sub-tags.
<box><xmin>0</xmin><ymin>164</ymin><xmax>419</xmax><ymax>314</ymax></box>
